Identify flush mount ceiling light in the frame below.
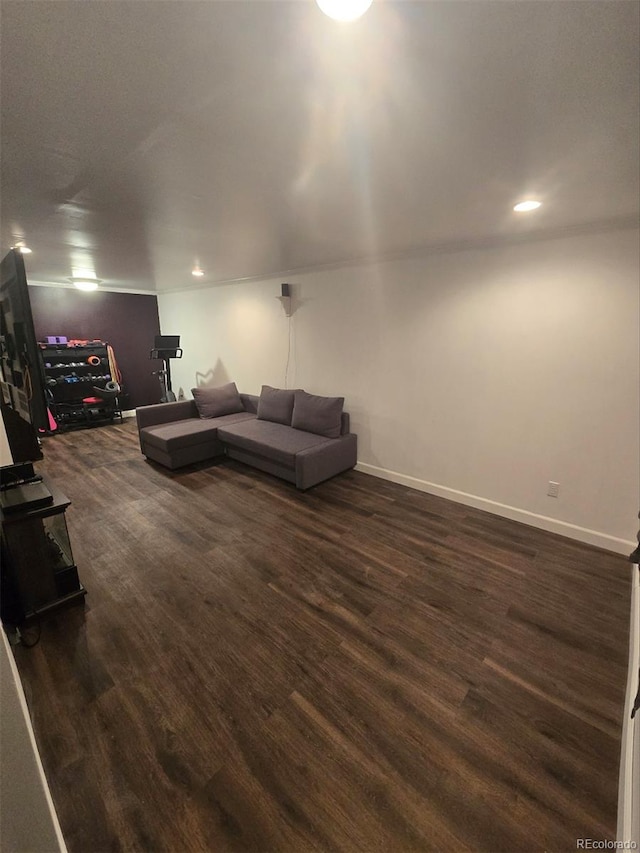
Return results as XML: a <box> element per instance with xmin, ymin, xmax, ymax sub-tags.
<box><xmin>11</xmin><ymin>242</ymin><xmax>32</xmax><ymax>254</ymax></box>
<box><xmin>316</xmin><ymin>0</ymin><xmax>373</xmax><ymax>21</ymax></box>
<box><xmin>68</xmin><ymin>276</ymin><xmax>102</xmax><ymax>291</ymax></box>
<box><xmin>191</xmin><ymin>267</ymin><xmax>205</xmax><ymax>277</ymax></box>
<box><xmin>513</xmin><ymin>200</ymin><xmax>542</xmax><ymax>212</ymax></box>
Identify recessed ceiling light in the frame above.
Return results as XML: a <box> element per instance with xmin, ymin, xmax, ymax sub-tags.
<box><xmin>68</xmin><ymin>277</ymin><xmax>101</xmax><ymax>291</ymax></box>
<box><xmin>316</xmin><ymin>0</ymin><xmax>373</xmax><ymax>21</ymax></box>
<box><xmin>513</xmin><ymin>200</ymin><xmax>542</xmax><ymax>212</ymax></box>
<box><xmin>192</xmin><ymin>267</ymin><xmax>205</xmax><ymax>277</ymax></box>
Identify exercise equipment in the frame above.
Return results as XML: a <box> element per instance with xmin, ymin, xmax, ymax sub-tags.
<box><xmin>150</xmin><ymin>335</ymin><xmax>182</xmax><ymax>403</ymax></box>
<box><xmin>151</xmin><ymin>369</ymin><xmax>176</xmax><ymax>403</ymax></box>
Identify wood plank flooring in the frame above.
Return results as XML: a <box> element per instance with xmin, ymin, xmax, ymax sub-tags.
<box><xmin>11</xmin><ymin>420</ymin><xmax>631</xmax><ymax>852</ymax></box>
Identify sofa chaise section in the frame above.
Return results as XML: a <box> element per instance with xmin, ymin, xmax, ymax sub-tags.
<box><xmin>136</xmin><ymin>397</ymin><xmax>256</xmax><ymax>469</ymax></box>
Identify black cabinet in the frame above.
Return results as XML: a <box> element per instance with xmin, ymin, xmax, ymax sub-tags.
<box><xmin>40</xmin><ymin>342</ymin><xmax>121</xmax><ymax>429</ymax></box>
<box><xmin>1</xmin><ymin>477</ymin><xmax>86</xmax><ymax>621</ymax></box>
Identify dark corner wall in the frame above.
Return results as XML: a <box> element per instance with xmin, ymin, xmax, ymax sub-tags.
<box><xmin>28</xmin><ymin>286</ymin><xmax>163</xmax><ymax>409</ymax></box>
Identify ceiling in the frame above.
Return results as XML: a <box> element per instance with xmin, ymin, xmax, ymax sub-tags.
<box><xmin>1</xmin><ymin>0</ymin><xmax>638</xmax><ymax>293</ymax></box>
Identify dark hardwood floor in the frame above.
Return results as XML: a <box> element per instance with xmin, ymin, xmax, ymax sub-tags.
<box><xmin>12</xmin><ymin>419</ymin><xmax>631</xmax><ymax>852</ymax></box>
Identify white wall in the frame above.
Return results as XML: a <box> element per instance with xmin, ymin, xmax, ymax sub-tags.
<box><xmin>158</xmin><ymin>226</ymin><xmax>639</xmax><ymax>552</ymax></box>
<box><xmin>0</xmin><ymin>630</ymin><xmax>67</xmax><ymax>852</ymax></box>
<box><xmin>617</xmin><ymin>564</ymin><xmax>639</xmax><ymax>846</ymax></box>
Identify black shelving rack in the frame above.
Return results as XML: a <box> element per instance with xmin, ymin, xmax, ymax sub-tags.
<box><xmin>40</xmin><ymin>342</ymin><xmax>121</xmax><ymax>430</ymax></box>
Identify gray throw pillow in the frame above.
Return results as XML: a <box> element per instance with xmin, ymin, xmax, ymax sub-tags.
<box><xmin>291</xmin><ymin>390</ymin><xmax>344</xmax><ymax>438</ymax></box>
<box><xmin>191</xmin><ymin>382</ymin><xmax>245</xmax><ymax>419</ymax></box>
<box><xmin>257</xmin><ymin>385</ymin><xmax>296</xmax><ymax>425</ymax></box>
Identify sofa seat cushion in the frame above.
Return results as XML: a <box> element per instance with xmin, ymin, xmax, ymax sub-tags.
<box><xmin>218</xmin><ymin>419</ymin><xmax>333</xmax><ymax>469</ymax></box>
<box><xmin>142</xmin><ymin>412</ymin><xmax>255</xmax><ymax>453</ymax></box>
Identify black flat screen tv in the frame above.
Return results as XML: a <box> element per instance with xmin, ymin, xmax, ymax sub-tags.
<box><xmin>0</xmin><ymin>249</ymin><xmax>48</xmax><ymax>467</ymax></box>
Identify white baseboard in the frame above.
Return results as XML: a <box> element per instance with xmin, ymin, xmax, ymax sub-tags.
<box><xmin>356</xmin><ymin>462</ymin><xmax>635</xmax><ymax>555</ymax></box>
<box><xmin>121</xmin><ymin>409</ymin><xmax>136</xmax><ymax>419</ymax></box>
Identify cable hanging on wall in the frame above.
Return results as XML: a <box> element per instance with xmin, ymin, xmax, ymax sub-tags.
<box><xmin>280</xmin><ymin>283</ymin><xmax>293</xmax><ymax>389</ymax></box>
<box><xmin>284</xmin><ymin>312</ymin><xmax>293</xmax><ymax>390</ymax></box>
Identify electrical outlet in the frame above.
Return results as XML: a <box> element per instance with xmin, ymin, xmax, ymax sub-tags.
<box><xmin>547</xmin><ymin>481</ymin><xmax>560</xmax><ymax>498</ymax></box>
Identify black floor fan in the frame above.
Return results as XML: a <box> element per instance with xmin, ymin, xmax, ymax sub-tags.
<box><xmin>150</xmin><ymin>335</ymin><xmax>182</xmax><ymax>403</ymax></box>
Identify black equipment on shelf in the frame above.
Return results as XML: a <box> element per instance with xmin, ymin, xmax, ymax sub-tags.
<box><xmin>39</xmin><ymin>342</ymin><xmax>122</xmax><ymax>430</ymax></box>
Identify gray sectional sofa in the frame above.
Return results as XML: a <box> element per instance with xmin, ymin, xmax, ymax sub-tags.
<box><xmin>135</xmin><ymin>384</ymin><xmax>357</xmax><ymax>490</ymax></box>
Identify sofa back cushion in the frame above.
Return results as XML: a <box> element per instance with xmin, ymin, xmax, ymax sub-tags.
<box><xmin>240</xmin><ymin>393</ymin><xmax>259</xmax><ymax>415</ymax></box>
<box><xmin>291</xmin><ymin>390</ymin><xmax>344</xmax><ymax>439</ymax></box>
<box><xmin>257</xmin><ymin>385</ymin><xmax>296</xmax><ymax>425</ymax></box>
<box><xmin>191</xmin><ymin>382</ymin><xmax>245</xmax><ymax>419</ymax></box>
